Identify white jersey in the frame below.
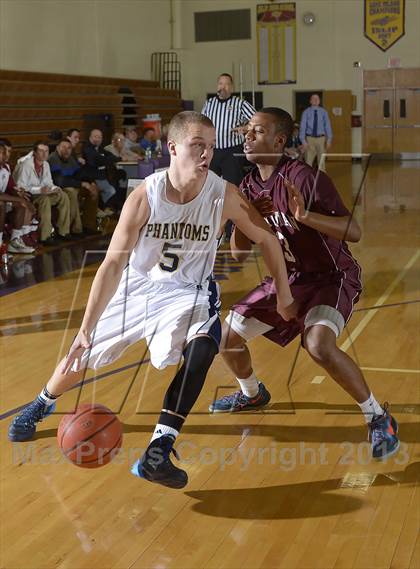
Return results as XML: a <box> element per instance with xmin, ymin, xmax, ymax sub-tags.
<box><xmin>129</xmin><ymin>169</ymin><xmax>226</xmax><ymax>288</ymax></box>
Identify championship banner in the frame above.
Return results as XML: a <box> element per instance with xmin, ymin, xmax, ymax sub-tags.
<box><xmin>257</xmin><ymin>3</ymin><xmax>296</xmax><ymax>84</ymax></box>
<box><xmin>364</xmin><ymin>0</ymin><xmax>405</xmax><ymax>51</ymax></box>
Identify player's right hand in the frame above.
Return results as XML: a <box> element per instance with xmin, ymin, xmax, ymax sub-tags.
<box><xmin>277</xmin><ymin>298</ymin><xmax>299</xmax><ymax>321</ymax></box>
<box><xmin>61</xmin><ymin>330</ymin><xmax>91</xmax><ymax>375</ymax></box>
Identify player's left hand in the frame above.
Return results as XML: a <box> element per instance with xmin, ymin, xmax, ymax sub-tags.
<box><xmin>284</xmin><ymin>179</ymin><xmax>307</xmax><ymax>222</ymax></box>
<box><xmin>276</xmin><ymin>297</ymin><xmax>299</xmax><ymax>321</ymax></box>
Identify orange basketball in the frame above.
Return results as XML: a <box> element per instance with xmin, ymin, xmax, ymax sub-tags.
<box><xmin>57</xmin><ymin>403</ymin><xmax>123</xmax><ymax>468</ymax></box>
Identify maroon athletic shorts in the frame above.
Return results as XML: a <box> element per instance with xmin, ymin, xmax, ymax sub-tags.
<box><xmin>231</xmin><ymin>270</ymin><xmax>362</xmax><ymax>346</ymax></box>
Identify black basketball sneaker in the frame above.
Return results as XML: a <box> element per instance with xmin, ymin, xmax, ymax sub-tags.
<box><xmin>8</xmin><ymin>397</ymin><xmax>56</xmax><ymax>442</ymax></box>
<box><xmin>131</xmin><ymin>434</ymin><xmax>188</xmax><ymax>489</ymax></box>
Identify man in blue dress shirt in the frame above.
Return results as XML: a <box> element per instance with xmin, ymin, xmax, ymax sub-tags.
<box><xmin>299</xmin><ymin>94</ymin><xmax>332</xmax><ymax>171</ymax></box>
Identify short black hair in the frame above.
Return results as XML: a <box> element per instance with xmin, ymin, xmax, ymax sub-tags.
<box><xmin>219</xmin><ymin>73</ymin><xmax>233</xmax><ymax>82</ymax></box>
<box><xmin>33</xmin><ymin>140</ymin><xmax>49</xmax><ymax>152</ymax></box>
<box><xmin>57</xmin><ymin>138</ymin><xmax>72</xmax><ymax>146</ymax></box>
<box><xmin>142</xmin><ymin>127</ymin><xmax>155</xmax><ymax>136</ymax></box>
<box><xmin>259</xmin><ymin>107</ymin><xmax>294</xmax><ymax>139</ymax></box>
<box><xmin>66</xmin><ymin>128</ymin><xmax>80</xmax><ymax>137</ymax></box>
<box><xmin>0</xmin><ymin>138</ymin><xmax>12</xmax><ymax>148</ymax></box>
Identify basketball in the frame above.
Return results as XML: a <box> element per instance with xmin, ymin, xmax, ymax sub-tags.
<box><xmin>57</xmin><ymin>403</ymin><xmax>123</xmax><ymax>468</ymax></box>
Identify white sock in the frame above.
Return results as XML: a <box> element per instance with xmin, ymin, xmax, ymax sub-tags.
<box><xmin>11</xmin><ymin>229</ymin><xmax>22</xmax><ymax>240</ymax></box>
<box><xmin>150</xmin><ymin>423</ymin><xmax>179</xmax><ymax>443</ymax></box>
<box><xmin>358</xmin><ymin>393</ymin><xmax>383</xmax><ymax>423</ymax></box>
<box><xmin>237</xmin><ymin>372</ymin><xmax>259</xmax><ymax>397</ymax></box>
<box><xmin>21</xmin><ymin>225</ymin><xmax>31</xmax><ymax>235</ymax></box>
<box><xmin>38</xmin><ymin>387</ymin><xmax>58</xmax><ymax>406</ymax></box>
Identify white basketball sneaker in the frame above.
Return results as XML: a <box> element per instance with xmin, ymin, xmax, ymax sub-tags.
<box><xmin>8</xmin><ymin>237</ymin><xmax>35</xmax><ymax>254</ymax></box>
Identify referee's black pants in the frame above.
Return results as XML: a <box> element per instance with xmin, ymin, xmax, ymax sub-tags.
<box><xmin>210</xmin><ymin>145</ymin><xmax>245</xmax><ymax>187</ymax></box>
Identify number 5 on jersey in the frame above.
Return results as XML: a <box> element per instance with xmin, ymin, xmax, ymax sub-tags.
<box><xmin>159</xmin><ymin>242</ymin><xmax>182</xmax><ymax>273</ymax></box>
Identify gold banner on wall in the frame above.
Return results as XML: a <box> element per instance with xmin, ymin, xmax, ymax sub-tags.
<box><xmin>257</xmin><ymin>3</ymin><xmax>296</xmax><ymax>84</ymax></box>
<box><xmin>364</xmin><ymin>0</ymin><xmax>405</xmax><ymax>52</ymax></box>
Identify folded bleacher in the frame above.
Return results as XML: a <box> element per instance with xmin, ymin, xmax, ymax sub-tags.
<box><xmin>0</xmin><ymin>69</ymin><xmax>183</xmax><ymax>162</ymax></box>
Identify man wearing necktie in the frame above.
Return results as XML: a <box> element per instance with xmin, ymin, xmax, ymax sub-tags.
<box><xmin>299</xmin><ymin>94</ymin><xmax>333</xmax><ymax>171</ymax></box>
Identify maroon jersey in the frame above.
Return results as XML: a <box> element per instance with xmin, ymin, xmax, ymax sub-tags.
<box><xmin>233</xmin><ymin>157</ymin><xmax>362</xmax><ymax>346</ymax></box>
<box><xmin>240</xmin><ymin>156</ymin><xmax>361</xmax><ymax>283</ymax></box>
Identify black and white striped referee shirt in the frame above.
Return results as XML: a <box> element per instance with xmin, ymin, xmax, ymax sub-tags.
<box><xmin>201</xmin><ymin>96</ymin><xmax>256</xmax><ymax>149</ymax></box>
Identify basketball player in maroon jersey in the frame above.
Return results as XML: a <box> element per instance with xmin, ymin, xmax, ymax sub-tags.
<box><xmin>210</xmin><ymin>108</ymin><xmax>399</xmax><ymax>460</ymax></box>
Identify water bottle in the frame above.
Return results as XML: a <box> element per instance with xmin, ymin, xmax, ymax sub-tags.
<box><xmin>145</xmin><ymin>147</ymin><xmax>152</xmax><ymax>162</ymax></box>
<box><xmin>156</xmin><ymin>139</ymin><xmax>162</xmax><ymax>158</ymax></box>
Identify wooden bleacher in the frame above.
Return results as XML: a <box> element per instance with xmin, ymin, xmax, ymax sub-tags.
<box><xmin>0</xmin><ymin>69</ymin><xmax>160</xmax><ymax>87</ymax></box>
<box><xmin>0</xmin><ymin>69</ymin><xmax>184</xmax><ymax>163</ymax></box>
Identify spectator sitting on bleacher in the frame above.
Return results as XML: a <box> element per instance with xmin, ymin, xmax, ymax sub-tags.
<box><xmin>0</xmin><ymin>142</ymin><xmax>35</xmax><ymax>255</ymax></box>
<box><xmin>48</xmin><ymin>139</ymin><xmax>100</xmax><ymax>235</ymax></box>
<box><xmin>14</xmin><ymin>141</ymin><xmax>71</xmax><ymax>246</ymax></box>
<box><xmin>1</xmin><ymin>138</ymin><xmax>39</xmax><ymax>250</ymax></box>
<box><xmin>82</xmin><ymin>129</ymin><xmax>119</xmax><ymax>210</ymax></box>
<box><xmin>284</xmin><ymin>123</ymin><xmax>304</xmax><ymax>160</ymax></box>
<box><xmin>105</xmin><ymin>132</ymin><xmax>141</xmax><ymax>161</ymax></box>
<box><xmin>139</xmin><ymin>128</ymin><xmax>157</xmax><ymax>153</ymax></box>
<box><xmin>124</xmin><ymin>127</ymin><xmax>144</xmax><ymax>158</ymax></box>
<box><xmin>66</xmin><ymin>128</ymin><xmax>85</xmax><ymax>165</ymax></box>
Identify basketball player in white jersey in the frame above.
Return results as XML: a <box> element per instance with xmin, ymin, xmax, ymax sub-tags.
<box><xmin>9</xmin><ymin>111</ymin><xmax>298</xmax><ymax>489</ymax></box>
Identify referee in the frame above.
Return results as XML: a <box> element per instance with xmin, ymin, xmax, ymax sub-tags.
<box><xmin>201</xmin><ymin>73</ymin><xmax>256</xmax><ymax>186</ymax></box>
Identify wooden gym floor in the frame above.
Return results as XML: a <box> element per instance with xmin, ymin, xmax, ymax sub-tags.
<box><xmin>0</xmin><ymin>159</ymin><xmax>419</xmax><ymax>569</ymax></box>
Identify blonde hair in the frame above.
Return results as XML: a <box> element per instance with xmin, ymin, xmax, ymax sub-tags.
<box><xmin>168</xmin><ymin>111</ymin><xmax>214</xmax><ymax>142</ymax></box>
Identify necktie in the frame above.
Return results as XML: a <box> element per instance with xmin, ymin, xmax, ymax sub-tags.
<box><xmin>313</xmin><ymin>109</ymin><xmax>318</xmax><ymax>137</ymax></box>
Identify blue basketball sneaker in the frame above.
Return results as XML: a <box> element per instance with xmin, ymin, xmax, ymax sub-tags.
<box><xmin>209</xmin><ymin>382</ymin><xmax>271</xmax><ymax>413</ymax></box>
<box><xmin>8</xmin><ymin>397</ymin><xmax>56</xmax><ymax>442</ymax></box>
<box><xmin>131</xmin><ymin>434</ymin><xmax>188</xmax><ymax>489</ymax></box>
<box><xmin>368</xmin><ymin>403</ymin><xmax>400</xmax><ymax>460</ymax></box>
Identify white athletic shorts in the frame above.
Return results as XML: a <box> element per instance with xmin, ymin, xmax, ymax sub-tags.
<box><xmin>76</xmin><ymin>268</ymin><xmax>221</xmax><ymax>371</ymax></box>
